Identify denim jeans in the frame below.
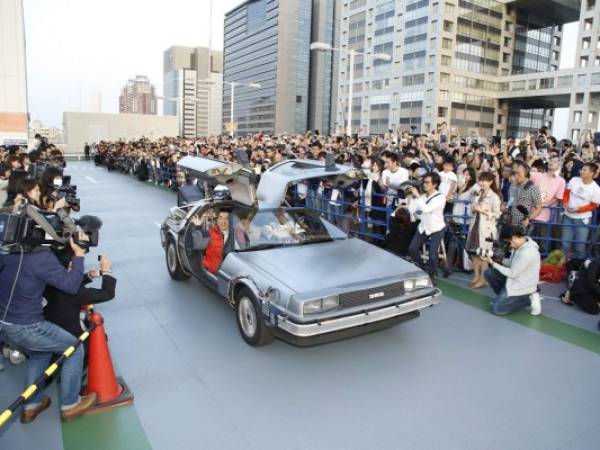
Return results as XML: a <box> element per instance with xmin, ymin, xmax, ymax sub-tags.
<box><xmin>408</xmin><ymin>228</ymin><xmax>446</xmax><ymax>274</ymax></box>
<box><xmin>0</xmin><ymin>320</ymin><xmax>83</xmax><ymax>409</ymax></box>
<box><xmin>561</xmin><ymin>215</ymin><xmax>590</xmax><ymax>259</ymax></box>
<box><xmin>484</xmin><ymin>268</ymin><xmax>532</xmax><ymax>316</ymax></box>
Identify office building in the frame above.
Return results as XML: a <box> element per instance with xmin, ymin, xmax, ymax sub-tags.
<box><xmin>223</xmin><ymin>0</ymin><xmax>336</xmax><ymax>136</ymax></box>
<box><xmin>119</xmin><ymin>75</ymin><xmax>157</xmax><ymax>115</ymax></box>
<box><xmin>163</xmin><ymin>46</ymin><xmax>223</xmax><ymax>137</ymax></box>
<box><xmin>332</xmin><ymin>0</ymin><xmax>600</xmax><ymax>141</ymax></box>
<box><xmin>0</xmin><ymin>0</ymin><xmax>28</xmax><ymax>146</ymax></box>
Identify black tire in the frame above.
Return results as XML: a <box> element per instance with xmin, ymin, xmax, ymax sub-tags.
<box><xmin>235</xmin><ymin>288</ymin><xmax>274</xmax><ymax>346</ymax></box>
<box><xmin>165</xmin><ymin>239</ymin><xmax>190</xmax><ymax>281</ymax></box>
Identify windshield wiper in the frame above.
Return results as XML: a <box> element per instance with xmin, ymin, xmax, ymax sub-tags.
<box><xmin>298</xmin><ymin>237</ymin><xmax>335</xmax><ymax>245</ymax></box>
<box><xmin>238</xmin><ymin>243</ymin><xmax>288</xmax><ymax>252</ymax></box>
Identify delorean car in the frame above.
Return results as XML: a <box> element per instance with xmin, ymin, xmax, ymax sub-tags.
<box><xmin>160</xmin><ymin>156</ymin><xmax>441</xmax><ymax>346</ymax></box>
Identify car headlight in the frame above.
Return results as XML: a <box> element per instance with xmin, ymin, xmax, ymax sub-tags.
<box><xmin>303</xmin><ymin>299</ymin><xmax>322</xmax><ymax>315</ymax></box>
<box><xmin>404</xmin><ymin>277</ymin><xmax>431</xmax><ymax>291</ymax></box>
<box><xmin>415</xmin><ymin>277</ymin><xmax>431</xmax><ymax>289</ymax></box>
<box><xmin>303</xmin><ymin>295</ymin><xmax>339</xmax><ymax>315</ymax></box>
<box><xmin>322</xmin><ymin>295</ymin><xmax>339</xmax><ymax>311</ymax></box>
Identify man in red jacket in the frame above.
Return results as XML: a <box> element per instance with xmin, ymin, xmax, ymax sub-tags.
<box><xmin>202</xmin><ymin>210</ymin><xmax>231</xmax><ymax>273</ymax></box>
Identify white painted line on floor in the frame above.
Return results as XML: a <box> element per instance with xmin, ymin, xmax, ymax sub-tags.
<box><xmin>85</xmin><ymin>176</ymin><xmax>98</xmax><ymax>184</ymax></box>
<box><xmin>153</xmin><ymin>221</ymin><xmax>162</xmax><ymax>229</ymax></box>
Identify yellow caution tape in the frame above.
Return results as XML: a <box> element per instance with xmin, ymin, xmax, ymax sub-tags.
<box><xmin>0</xmin><ymin>410</ymin><xmax>12</xmax><ymax>427</ymax></box>
<box><xmin>63</xmin><ymin>346</ymin><xmax>75</xmax><ymax>358</ymax></box>
<box><xmin>21</xmin><ymin>385</ymin><xmax>37</xmax><ymax>400</ymax></box>
<box><xmin>44</xmin><ymin>363</ymin><xmax>59</xmax><ymax>377</ymax></box>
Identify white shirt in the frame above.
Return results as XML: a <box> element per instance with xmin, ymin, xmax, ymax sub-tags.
<box><xmin>382</xmin><ymin>167</ymin><xmax>409</xmax><ymax>195</ymax></box>
<box><xmin>408</xmin><ymin>190</ymin><xmax>447</xmax><ymax>235</ymax></box>
<box><xmin>565</xmin><ymin>177</ymin><xmax>600</xmax><ymax>220</ymax></box>
<box><xmin>439</xmin><ymin>170</ymin><xmax>458</xmax><ymax>199</ymax></box>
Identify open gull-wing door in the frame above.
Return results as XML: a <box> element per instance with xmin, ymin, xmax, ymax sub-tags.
<box><xmin>256</xmin><ymin>158</ymin><xmax>366</xmax><ymax>210</ymax></box>
<box><xmin>177</xmin><ymin>155</ymin><xmax>257</xmax><ymax>207</ymax></box>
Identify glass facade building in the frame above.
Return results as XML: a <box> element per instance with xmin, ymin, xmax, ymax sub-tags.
<box><xmin>223</xmin><ymin>0</ymin><xmax>321</xmax><ymax>135</ymax></box>
<box><xmin>333</xmin><ymin>0</ymin><xmax>579</xmax><ymax>138</ymax></box>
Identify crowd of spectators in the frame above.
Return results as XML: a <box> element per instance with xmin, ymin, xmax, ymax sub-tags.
<box><xmin>3</xmin><ymin>126</ymin><xmax>600</xmax><ymax>314</ymax></box>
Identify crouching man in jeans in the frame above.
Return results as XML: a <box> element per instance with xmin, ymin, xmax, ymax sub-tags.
<box><xmin>482</xmin><ymin>225</ymin><xmax>542</xmax><ymax>316</ymax></box>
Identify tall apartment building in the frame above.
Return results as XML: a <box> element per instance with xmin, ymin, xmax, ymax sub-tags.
<box><xmin>163</xmin><ymin>46</ymin><xmax>223</xmax><ymax>137</ymax></box>
<box><xmin>119</xmin><ymin>75</ymin><xmax>157</xmax><ymax>115</ymax></box>
<box><xmin>333</xmin><ymin>0</ymin><xmax>595</xmax><ymax>140</ymax></box>
<box><xmin>223</xmin><ymin>0</ymin><xmax>336</xmax><ymax>136</ymax></box>
<box><xmin>0</xmin><ymin>0</ymin><xmax>28</xmax><ymax>146</ymax></box>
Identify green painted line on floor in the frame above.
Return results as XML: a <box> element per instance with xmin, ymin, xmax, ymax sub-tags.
<box><xmin>437</xmin><ymin>279</ymin><xmax>600</xmax><ymax>355</ymax></box>
<box><xmin>62</xmin><ymin>405</ymin><xmax>152</xmax><ymax>450</ymax></box>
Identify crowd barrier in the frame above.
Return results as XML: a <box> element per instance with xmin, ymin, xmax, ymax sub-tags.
<box><xmin>95</xmin><ymin>156</ymin><xmax>600</xmax><ymax>260</ymax></box>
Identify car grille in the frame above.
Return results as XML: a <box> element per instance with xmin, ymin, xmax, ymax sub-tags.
<box><xmin>339</xmin><ymin>282</ymin><xmax>405</xmax><ymax>308</ymax></box>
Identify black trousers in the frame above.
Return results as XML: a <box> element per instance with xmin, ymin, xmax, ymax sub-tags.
<box><xmin>408</xmin><ymin>227</ymin><xmax>446</xmax><ymax>274</ymax></box>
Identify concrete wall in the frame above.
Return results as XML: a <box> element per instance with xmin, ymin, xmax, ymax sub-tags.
<box><xmin>0</xmin><ymin>0</ymin><xmax>28</xmax><ymax>145</ymax></box>
<box><xmin>63</xmin><ymin>112</ymin><xmax>177</xmax><ymax>154</ymax></box>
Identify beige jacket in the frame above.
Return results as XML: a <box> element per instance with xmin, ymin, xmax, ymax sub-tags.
<box><xmin>469</xmin><ymin>189</ymin><xmax>501</xmax><ymax>249</ymax></box>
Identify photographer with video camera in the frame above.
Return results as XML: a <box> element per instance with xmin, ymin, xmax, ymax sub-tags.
<box><xmin>0</xmin><ymin>236</ymin><xmax>97</xmax><ymax>423</ymax></box>
<box><xmin>482</xmin><ymin>225</ymin><xmax>542</xmax><ymax>316</ymax></box>
<box><xmin>407</xmin><ymin>172</ymin><xmax>447</xmax><ymax>279</ymax></box>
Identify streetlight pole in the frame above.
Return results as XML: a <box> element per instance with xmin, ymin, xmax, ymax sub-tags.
<box><xmin>230</xmin><ymin>82</ymin><xmax>235</xmax><ymax>137</ymax></box>
<box><xmin>347</xmin><ymin>49</ymin><xmax>355</xmax><ymax>137</ymax></box>
<box><xmin>221</xmin><ymin>80</ymin><xmax>261</xmax><ymax>137</ymax></box>
<box><xmin>310</xmin><ymin>42</ymin><xmax>391</xmax><ymax>137</ymax></box>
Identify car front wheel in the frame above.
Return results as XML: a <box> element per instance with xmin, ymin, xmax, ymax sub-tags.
<box><xmin>165</xmin><ymin>239</ymin><xmax>190</xmax><ymax>281</ymax></box>
<box><xmin>235</xmin><ymin>288</ymin><xmax>274</xmax><ymax>346</ymax></box>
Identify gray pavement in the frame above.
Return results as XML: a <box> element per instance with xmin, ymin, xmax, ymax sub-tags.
<box><xmin>1</xmin><ymin>161</ymin><xmax>600</xmax><ymax>450</ymax></box>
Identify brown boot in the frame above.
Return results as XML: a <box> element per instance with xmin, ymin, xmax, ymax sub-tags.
<box><xmin>21</xmin><ymin>395</ymin><xmax>51</xmax><ymax>424</ymax></box>
<box><xmin>60</xmin><ymin>393</ymin><xmax>97</xmax><ymax>423</ymax></box>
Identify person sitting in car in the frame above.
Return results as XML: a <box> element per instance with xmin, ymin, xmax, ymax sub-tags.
<box><xmin>190</xmin><ymin>210</ymin><xmax>233</xmax><ymax>273</ymax></box>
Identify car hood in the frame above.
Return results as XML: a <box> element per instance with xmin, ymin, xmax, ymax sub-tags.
<box><xmin>234</xmin><ymin>238</ymin><xmax>422</xmax><ymax>293</ymax></box>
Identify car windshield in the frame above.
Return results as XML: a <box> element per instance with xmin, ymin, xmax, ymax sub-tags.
<box><xmin>234</xmin><ymin>209</ymin><xmax>346</xmax><ymax>252</ymax></box>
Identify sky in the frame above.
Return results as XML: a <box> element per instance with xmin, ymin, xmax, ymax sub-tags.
<box><xmin>23</xmin><ymin>1</ymin><xmax>578</xmax><ymax>137</ymax></box>
<box><xmin>23</xmin><ymin>0</ymin><xmax>242</xmax><ymax>127</ymax></box>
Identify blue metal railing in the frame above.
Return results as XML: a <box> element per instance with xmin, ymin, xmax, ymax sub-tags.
<box><xmin>97</xmin><ymin>157</ymin><xmax>600</xmax><ymax>260</ymax></box>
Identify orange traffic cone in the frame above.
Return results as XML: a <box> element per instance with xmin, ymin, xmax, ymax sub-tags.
<box><xmin>84</xmin><ymin>313</ymin><xmax>134</xmax><ymax>414</ymax></box>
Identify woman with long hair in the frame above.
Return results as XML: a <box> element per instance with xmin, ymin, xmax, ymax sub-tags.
<box><xmin>452</xmin><ymin>167</ymin><xmax>479</xmax><ymax>225</ymax></box>
<box><xmin>466</xmin><ymin>171</ymin><xmax>502</xmax><ymax>288</ymax></box>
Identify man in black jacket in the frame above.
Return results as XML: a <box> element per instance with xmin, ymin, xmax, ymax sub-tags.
<box><xmin>43</xmin><ymin>255</ymin><xmax>116</xmax><ymax>339</ymax></box>
<box><xmin>561</xmin><ymin>260</ymin><xmax>600</xmax><ymax>315</ymax></box>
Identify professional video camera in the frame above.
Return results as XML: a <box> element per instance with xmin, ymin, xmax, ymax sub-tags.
<box><xmin>397</xmin><ymin>179</ymin><xmax>423</xmax><ymax>200</ymax></box>
<box><xmin>0</xmin><ymin>201</ymin><xmax>101</xmax><ymax>254</ymax></box>
<box><xmin>49</xmin><ymin>180</ymin><xmax>80</xmax><ymax>211</ymax></box>
<box><xmin>474</xmin><ymin>237</ymin><xmax>509</xmax><ymax>262</ymax></box>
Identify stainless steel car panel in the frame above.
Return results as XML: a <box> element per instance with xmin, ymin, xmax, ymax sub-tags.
<box><xmin>256</xmin><ymin>159</ymin><xmax>365</xmax><ymax>209</ymax></box>
<box><xmin>177</xmin><ymin>156</ymin><xmax>257</xmax><ymax>206</ymax></box>
<box><xmin>232</xmin><ymin>237</ymin><xmax>421</xmax><ymax>294</ymax></box>
<box><xmin>277</xmin><ymin>289</ymin><xmax>441</xmax><ymax>337</ymax></box>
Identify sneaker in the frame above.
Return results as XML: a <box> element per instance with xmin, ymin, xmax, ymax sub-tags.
<box><xmin>60</xmin><ymin>393</ymin><xmax>97</xmax><ymax>423</ymax></box>
<box><xmin>529</xmin><ymin>292</ymin><xmax>542</xmax><ymax>316</ymax></box>
<box><xmin>9</xmin><ymin>349</ymin><xmax>26</xmax><ymax>365</ymax></box>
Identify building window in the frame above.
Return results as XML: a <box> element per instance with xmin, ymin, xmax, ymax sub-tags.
<box><xmin>581</xmin><ymin>56</ymin><xmax>589</xmax><ymax>68</ymax></box>
<box><xmin>441</xmin><ymin>55</ymin><xmax>451</xmax><ymax>66</ymax></box>
<box><xmin>296</xmin><ymin>96</ymin><xmax>302</xmax><ymax>104</ymax></box>
<box><xmin>585</xmin><ymin>18</ymin><xmax>593</xmax><ymax>30</ymax></box>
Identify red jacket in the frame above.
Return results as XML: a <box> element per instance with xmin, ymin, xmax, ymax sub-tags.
<box><xmin>202</xmin><ymin>227</ymin><xmax>224</xmax><ymax>273</ymax></box>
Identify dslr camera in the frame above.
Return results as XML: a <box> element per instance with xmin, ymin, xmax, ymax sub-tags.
<box><xmin>397</xmin><ymin>179</ymin><xmax>423</xmax><ymax>200</ymax></box>
<box><xmin>474</xmin><ymin>238</ymin><xmax>509</xmax><ymax>262</ymax></box>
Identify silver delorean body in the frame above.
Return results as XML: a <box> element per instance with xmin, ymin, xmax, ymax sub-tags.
<box><xmin>160</xmin><ymin>156</ymin><xmax>441</xmax><ymax>346</ymax></box>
